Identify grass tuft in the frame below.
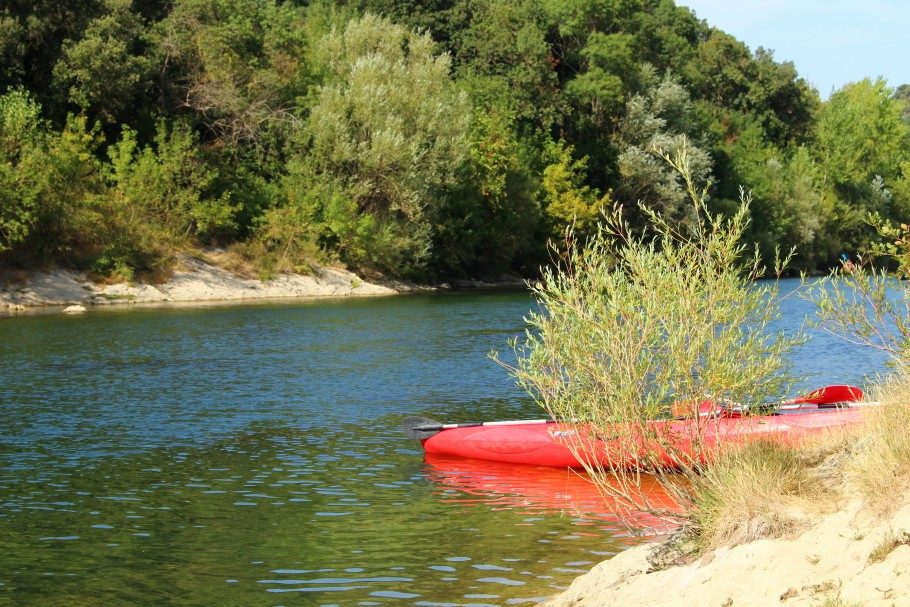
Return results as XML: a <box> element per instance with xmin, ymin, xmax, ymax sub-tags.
<box><xmin>690</xmin><ymin>440</ymin><xmax>827</xmax><ymax>551</ymax></box>
<box><xmin>848</xmin><ymin>372</ymin><xmax>910</xmax><ymax>507</ymax></box>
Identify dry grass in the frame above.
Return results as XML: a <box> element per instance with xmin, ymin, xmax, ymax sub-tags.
<box><xmin>676</xmin><ymin>379</ymin><xmax>910</xmax><ymax>554</ymax></box>
<box><xmin>197</xmin><ymin>246</ymin><xmax>261</xmax><ymax>278</ymax></box>
<box><xmin>795</xmin><ymin>425</ymin><xmax>862</xmax><ymax>492</ymax></box>
<box><xmin>214</xmin><ymin>241</ymin><xmax>324</xmax><ymax>280</ymax></box>
<box><xmin>690</xmin><ymin>440</ymin><xmax>831</xmax><ymax>551</ymax></box>
<box><xmin>675</xmin><ymin>379</ymin><xmax>910</xmax><ymax>555</ymax></box>
<box><xmin>867</xmin><ymin>530</ymin><xmax>910</xmax><ymax>564</ymax></box>
<box><xmin>817</xmin><ymin>590</ymin><xmax>858</xmax><ymax>607</ymax></box>
<box><xmin>136</xmin><ymin>265</ymin><xmax>175</xmax><ymax>285</ymax></box>
<box><xmin>0</xmin><ymin>268</ymin><xmax>31</xmax><ymax>287</ymax></box>
<box><xmin>847</xmin><ymin>373</ymin><xmax>910</xmax><ymax>508</ymax></box>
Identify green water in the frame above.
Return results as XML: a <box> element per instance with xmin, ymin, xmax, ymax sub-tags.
<box><xmin>0</xmin><ymin>287</ymin><xmax>887</xmax><ymax>606</ymax></box>
<box><xmin>0</xmin><ymin>293</ymin><xmax>646</xmax><ymax>607</ymax></box>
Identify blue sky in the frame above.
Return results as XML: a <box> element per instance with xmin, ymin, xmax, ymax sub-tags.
<box><xmin>677</xmin><ymin>1</ymin><xmax>909</xmax><ymax>98</ymax></box>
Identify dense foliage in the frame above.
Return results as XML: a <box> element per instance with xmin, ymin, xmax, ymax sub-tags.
<box><xmin>1</xmin><ymin>0</ymin><xmax>908</xmax><ymax>279</ymax></box>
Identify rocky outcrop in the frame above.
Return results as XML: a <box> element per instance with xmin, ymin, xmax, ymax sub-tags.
<box><xmin>0</xmin><ymin>256</ymin><xmax>400</xmax><ymax>311</ymax></box>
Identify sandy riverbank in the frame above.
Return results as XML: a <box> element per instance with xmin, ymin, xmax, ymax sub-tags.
<box><xmin>544</xmin><ymin>496</ymin><xmax>910</xmax><ymax>607</ymax></box>
<box><xmin>0</xmin><ymin>255</ymin><xmax>528</xmax><ymax>313</ymax></box>
<box><xmin>0</xmin><ymin>256</ymin><xmax>414</xmax><ymax>313</ymax></box>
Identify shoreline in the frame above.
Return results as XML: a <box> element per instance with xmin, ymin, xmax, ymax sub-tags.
<box><xmin>0</xmin><ymin>255</ymin><xmax>527</xmax><ymax>315</ymax></box>
<box><xmin>543</xmin><ymin>497</ymin><xmax>910</xmax><ymax>607</ymax></box>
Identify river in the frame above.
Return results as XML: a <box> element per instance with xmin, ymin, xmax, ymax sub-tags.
<box><xmin>0</xmin><ymin>282</ymin><xmax>890</xmax><ymax>606</ymax></box>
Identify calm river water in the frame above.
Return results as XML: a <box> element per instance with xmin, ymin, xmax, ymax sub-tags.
<box><xmin>0</xmin><ymin>282</ymin><xmax>890</xmax><ymax>606</ymax></box>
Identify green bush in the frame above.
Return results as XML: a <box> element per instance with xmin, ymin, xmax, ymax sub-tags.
<box><xmin>247</xmin><ymin>162</ymin><xmax>333</xmax><ymax>278</ymax></box>
<box><xmin>0</xmin><ymin>90</ymin><xmax>45</xmax><ymax>253</ymax></box>
<box><xmin>499</xmin><ymin>146</ymin><xmax>803</xmax><ymax>520</ymax></box>
<box><xmin>0</xmin><ymin>92</ymin><xmax>111</xmax><ymax>266</ymax></box>
<box><xmin>106</xmin><ymin>121</ymin><xmax>238</xmax><ymax>264</ymax></box>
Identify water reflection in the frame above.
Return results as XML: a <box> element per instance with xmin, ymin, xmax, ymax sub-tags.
<box><xmin>424</xmin><ymin>454</ymin><xmax>676</xmax><ymax>538</ymax></box>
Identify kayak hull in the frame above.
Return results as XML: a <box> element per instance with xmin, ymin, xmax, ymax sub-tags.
<box><xmin>420</xmin><ymin>408</ymin><xmax>867</xmax><ymax>468</ymax></box>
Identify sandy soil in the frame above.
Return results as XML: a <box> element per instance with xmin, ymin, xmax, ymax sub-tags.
<box><xmin>544</xmin><ymin>498</ymin><xmax>910</xmax><ymax>607</ymax></box>
<box><xmin>0</xmin><ymin>256</ymin><xmax>409</xmax><ymax>312</ymax></box>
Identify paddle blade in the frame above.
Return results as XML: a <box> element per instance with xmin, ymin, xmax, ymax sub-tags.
<box><xmin>789</xmin><ymin>385</ymin><xmax>864</xmax><ymax>405</ymax></box>
<box><xmin>402</xmin><ymin>416</ymin><xmax>443</xmax><ymax>441</ymax></box>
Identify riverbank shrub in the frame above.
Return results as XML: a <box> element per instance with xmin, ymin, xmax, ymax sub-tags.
<box><xmin>0</xmin><ymin>90</ymin><xmax>44</xmax><ymax>253</ymax></box>
<box><xmin>809</xmin><ymin>213</ymin><xmax>910</xmax><ymax>509</ymax></box>
<box><xmin>0</xmin><ymin>92</ymin><xmax>114</xmax><ymax>267</ymax></box>
<box><xmin>501</xmin><ymin>146</ymin><xmax>804</xmax><ymax>521</ymax></box>
<box><xmin>681</xmin><ymin>211</ymin><xmax>910</xmax><ymax>551</ymax></box>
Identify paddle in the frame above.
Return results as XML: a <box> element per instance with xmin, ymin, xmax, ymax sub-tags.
<box><xmin>402</xmin><ymin>416</ymin><xmax>554</xmax><ymax>441</ymax></box>
<box><xmin>405</xmin><ymin>385</ymin><xmax>868</xmax><ymax>439</ymax></box>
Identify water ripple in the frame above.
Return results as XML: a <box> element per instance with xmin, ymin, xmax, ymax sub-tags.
<box><xmin>1</xmin><ymin>286</ymin><xmax>882</xmax><ymax>606</ymax></box>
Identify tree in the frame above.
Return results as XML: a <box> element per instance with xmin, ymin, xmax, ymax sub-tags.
<box><xmin>52</xmin><ymin>0</ymin><xmax>150</xmax><ymax>123</ymax></box>
<box><xmin>685</xmin><ymin>29</ymin><xmax>752</xmax><ymax>108</ymax></box>
<box><xmin>745</xmin><ymin>48</ymin><xmax>817</xmax><ymax>145</ymax></box>
<box><xmin>301</xmin><ymin>13</ymin><xmax>471</xmax><ymax>276</ymax></box>
<box><xmin>0</xmin><ymin>1</ymin><xmax>108</xmax><ymax>117</ymax></box>
<box><xmin>817</xmin><ymin>78</ymin><xmax>908</xmax><ymax>189</ymax></box>
<box><xmin>614</xmin><ymin>73</ymin><xmax>712</xmax><ymax>224</ymax></box>
<box><xmin>152</xmin><ymin>0</ymin><xmax>310</xmax><ymax>145</ymax></box>
<box><xmin>541</xmin><ymin>140</ymin><xmax>608</xmax><ymax>240</ymax></box>
<box><xmin>726</xmin><ymin>123</ymin><xmax>830</xmax><ymax>268</ymax></box>
<box><xmin>451</xmin><ymin>0</ymin><xmax>562</xmax><ymax>133</ymax></box>
<box><xmin>893</xmin><ymin>83</ymin><xmax>910</xmax><ymax>124</ymax></box>
<box><xmin>564</xmin><ymin>32</ymin><xmax>639</xmax><ymax>124</ymax></box>
<box><xmin>815</xmin><ymin>78</ymin><xmax>910</xmax><ymax>252</ymax></box>
<box><xmin>686</xmin><ymin>33</ymin><xmax>817</xmax><ymax>146</ymax></box>
<box><xmin>441</xmin><ymin>109</ymin><xmax>541</xmax><ymax>275</ymax></box>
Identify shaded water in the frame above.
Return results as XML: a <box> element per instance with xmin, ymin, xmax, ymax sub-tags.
<box><xmin>0</xmin><ymin>283</ymin><xmax>890</xmax><ymax>605</ymax></box>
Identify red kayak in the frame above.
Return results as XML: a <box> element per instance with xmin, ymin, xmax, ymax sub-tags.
<box><xmin>403</xmin><ymin>386</ymin><xmax>870</xmax><ymax>469</ymax></box>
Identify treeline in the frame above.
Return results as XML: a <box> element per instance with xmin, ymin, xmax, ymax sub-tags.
<box><xmin>1</xmin><ymin>0</ymin><xmax>909</xmax><ymax>280</ymax></box>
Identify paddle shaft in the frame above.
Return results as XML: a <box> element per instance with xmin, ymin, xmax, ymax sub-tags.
<box><xmin>418</xmin><ymin>418</ymin><xmax>555</xmax><ymax>432</ymax></box>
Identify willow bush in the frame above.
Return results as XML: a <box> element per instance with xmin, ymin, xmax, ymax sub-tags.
<box><xmin>811</xmin><ymin>218</ymin><xmax>910</xmax><ymax>363</ymax></box>
<box><xmin>303</xmin><ymin>13</ymin><xmax>471</xmax><ymax>276</ymax></box>
<box><xmin>499</xmin><ymin>146</ymin><xmax>805</xmax><ymax>523</ymax></box>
